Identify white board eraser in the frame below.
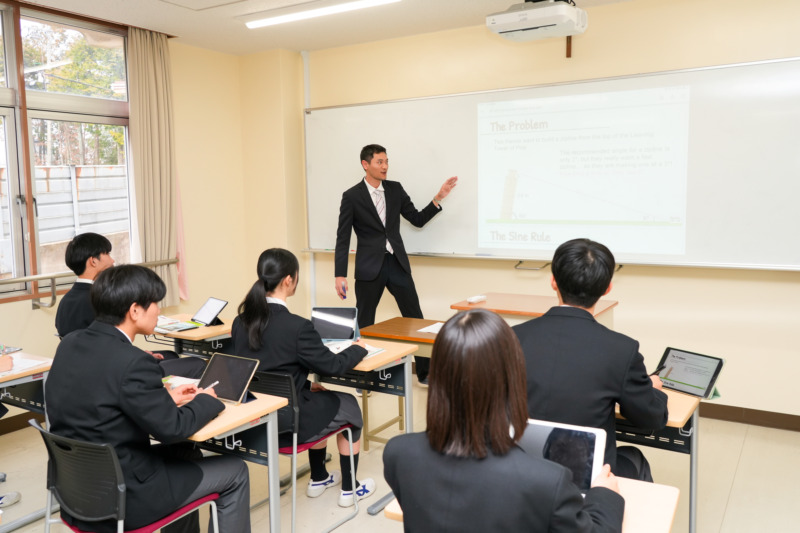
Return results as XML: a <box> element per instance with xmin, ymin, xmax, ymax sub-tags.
<box><xmin>467</xmin><ymin>294</ymin><xmax>487</xmax><ymax>304</ymax></box>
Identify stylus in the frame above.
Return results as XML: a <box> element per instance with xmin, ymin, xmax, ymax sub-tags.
<box><xmin>206</xmin><ymin>380</ymin><xmax>219</xmax><ymax>389</ymax></box>
<box><xmin>650</xmin><ymin>365</ymin><xmax>666</xmax><ymax>376</ymax></box>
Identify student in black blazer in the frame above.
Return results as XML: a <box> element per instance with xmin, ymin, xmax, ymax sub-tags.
<box><xmin>513</xmin><ymin>238</ymin><xmax>669</xmax><ymax>480</ymax></box>
<box><xmin>46</xmin><ymin>265</ymin><xmax>250</xmax><ymax>533</ymax></box>
<box><xmin>384</xmin><ymin>309</ymin><xmax>624</xmax><ymax>532</ymax></box>
<box><xmin>55</xmin><ymin>232</ymin><xmax>204</xmax><ymax>378</ymax></box>
<box><xmin>334</xmin><ymin>144</ymin><xmax>457</xmax><ymax>383</ymax></box>
<box><xmin>55</xmin><ymin>232</ymin><xmax>115</xmax><ymax>338</ymax></box>
<box><xmin>231</xmin><ymin>248</ymin><xmax>376</xmax><ymax>508</ymax></box>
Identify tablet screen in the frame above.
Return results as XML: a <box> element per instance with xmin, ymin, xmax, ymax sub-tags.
<box><xmin>656</xmin><ymin>347</ymin><xmax>724</xmax><ymax>398</ymax></box>
<box><xmin>197</xmin><ymin>354</ymin><xmax>258</xmax><ymax>404</ymax></box>
<box><xmin>517</xmin><ymin>419</ymin><xmax>605</xmax><ymax>492</ymax></box>
<box><xmin>192</xmin><ymin>297</ymin><xmax>227</xmax><ymax>326</ymax></box>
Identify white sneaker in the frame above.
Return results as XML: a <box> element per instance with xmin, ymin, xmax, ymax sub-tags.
<box><xmin>0</xmin><ymin>492</ymin><xmax>21</xmax><ymax>508</ymax></box>
<box><xmin>306</xmin><ymin>471</ymin><xmax>341</xmax><ymax>498</ymax></box>
<box><xmin>338</xmin><ymin>478</ymin><xmax>376</xmax><ymax>507</ymax></box>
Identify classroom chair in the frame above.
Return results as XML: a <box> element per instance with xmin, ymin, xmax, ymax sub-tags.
<box><xmin>249</xmin><ymin>371</ymin><xmax>358</xmax><ymax>533</ymax></box>
<box><xmin>29</xmin><ymin>420</ymin><xmax>220</xmax><ymax>533</ymax></box>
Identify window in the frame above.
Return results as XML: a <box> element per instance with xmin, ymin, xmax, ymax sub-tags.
<box><xmin>0</xmin><ymin>4</ymin><xmax>130</xmax><ymax>296</ymax></box>
<box><xmin>21</xmin><ymin>17</ymin><xmax>126</xmax><ymax>101</ymax></box>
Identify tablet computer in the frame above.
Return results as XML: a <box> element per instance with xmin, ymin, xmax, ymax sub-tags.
<box><xmin>654</xmin><ymin>347</ymin><xmax>724</xmax><ymax>398</ymax></box>
<box><xmin>311</xmin><ymin>307</ymin><xmax>359</xmax><ymax>342</ymax></box>
<box><xmin>517</xmin><ymin>419</ymin><xmax>606</xmax><ymax>493</ymax></box>
<box><xmin>192</xmin><ymin>297</ymin><xmax>227</xmax><ymax>327</ymax></box>
<box><xmin>197</xmin><ymin>353</ymin><xmax>259</xmax><ymax>405</ymax></box>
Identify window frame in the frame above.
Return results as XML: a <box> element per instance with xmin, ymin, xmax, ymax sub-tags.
<box><xmin>0</xmin><ymin>2</ymin><xmax>131</xmax><ymax>300</ymax></box>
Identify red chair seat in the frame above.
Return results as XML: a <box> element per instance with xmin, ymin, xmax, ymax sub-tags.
<box><xmin>61</xmin><ymin>493</ymin><xmax>220</xmax><ymax>533</ymax></box>
<box><xmin>279</xmin><ymin>424</ymin><xmax>353</xmax><ymax>455</ymax></box>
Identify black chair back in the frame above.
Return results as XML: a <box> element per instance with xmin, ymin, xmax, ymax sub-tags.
<box><xmin>248</xmin><ymin>371</ymin><xmax>298</xmax><ymax>435</ymax></box>
<box><xmin>29</xmin><ymin>419</ymin><xmax>126</xmax><ymax>524</ymax></box>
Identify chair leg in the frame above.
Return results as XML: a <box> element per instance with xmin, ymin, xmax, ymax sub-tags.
<box><xmin>291</xmin><ymin>435</ymin><xmax>298</xmax><ymax>533</ymax></box>
<box><xmin>44</xmin><ymin>490</ymin><xmax>52</xmax><ymax>533</ymax></box>
<box><xmin>209</xmin><ymin>500</ymin><xmax>220</xmax><ymax>533</ymax></box>
<box><xmin>321</xmin><ymin>428</ymin><xmax>358</xmax><ymax>533</ymax></box>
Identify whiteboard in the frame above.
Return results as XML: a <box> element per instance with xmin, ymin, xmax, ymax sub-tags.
<box><xmin>305</xmin><ymin>58</ymin><xmax>800</xmax><ymax>270</ymax></box>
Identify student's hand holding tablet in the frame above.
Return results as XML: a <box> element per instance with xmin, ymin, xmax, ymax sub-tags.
<box><xmin>590</xmin><ymin>464</ymin><xmax>620</xmax><ymax>494</ymax></box>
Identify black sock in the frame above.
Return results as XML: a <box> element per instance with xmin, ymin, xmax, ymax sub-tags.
<box><xmin>340</xmin><ymin>452</ymin><xmax>360</xmax><ymax>491</ymax></box>
<box><xmin>309</xmin><ymin>447</ymin><xmax>329</xmax><ymax>482</ymax></box>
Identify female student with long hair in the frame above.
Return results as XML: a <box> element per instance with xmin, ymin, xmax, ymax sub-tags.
<box><xmin>231</xmin><ymin>248</ymin><xmax>375</xmax><ymax>507</ymax></box>
<box><xmin>383</xmin><ymin>309</ymin><xmax>625</xmax><ymax>532</ymax></box>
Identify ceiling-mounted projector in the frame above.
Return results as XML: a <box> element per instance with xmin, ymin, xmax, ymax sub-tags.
<box><xmin>486</xmin><ymin>0</ymin><xmax>588</xmax><ymax>41</ymax></box>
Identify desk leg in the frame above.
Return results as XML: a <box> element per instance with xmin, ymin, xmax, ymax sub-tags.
<box><xmin>403</xmin><ymin>355</ymin><xmax>413</xmax><ymax>433</ymax></box>
<box><xmin>689</xmin><ymin>410</ymin><xmax>698</xmax><ymax>533</ymax></box>
<box><xmin>367</xmin><ymin>356</ymin><xmax>414</xmax><ymax>517</ymax></box>
<box><xmin>266</xmin><ymin>410</ymin><xmax>281</xmax><ymax>533</ymax></box>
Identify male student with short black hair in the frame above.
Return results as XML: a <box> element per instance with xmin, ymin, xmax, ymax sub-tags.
<box><xmin>55</xmin><ymin>232</ymin><xmax>114</xmax><ymax>337</ymax></box>
<box><xmin>513</xmin><ymin>238</ymin><xmax>669</xmax><ymax>481</ymax></box>
<box><xmin>55</xmin><ymin>232</ymin><xmax>204</xmax><ymax>378</ymax></box>
<box><xmin>46</xmin><ymin>265</ymin><xmax>251</xmax><ymax>533</ymax></box>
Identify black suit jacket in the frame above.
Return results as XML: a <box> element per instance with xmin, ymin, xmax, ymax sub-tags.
<box><xmin>231</xmin><ymin>303</ymin><xmax>367</xmax><ymax>445</ymax></box>
<box><xmin>45</xmin><ymin>321</ymin><xmax>224</xmax><ymax>531</ymax></box>
<box><xmin>384</xmin><ymin>432</ymin><xmax>624</xmax><ymax>533</ymax></box>
<box><xmin>513</xmin><ymin>306</ymin><xmax>669</xmax><ymax>471</ymax></box>
<box><xmin>55</xmin><ymin>282</ymin><xmax>94</xmax><ymax>337</ymax></box>
<box><xmin>335</xmin><ymin>179</ymin><xmax>441</xmax><ymax>281</ymax></box>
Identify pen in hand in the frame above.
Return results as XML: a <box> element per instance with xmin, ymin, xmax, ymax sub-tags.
<box><xmin>650</xmin><ymin>365</ymin><xmax>666</xmax><ymax>376</ymax></box>
<box><xmin>206</xmin><ymin>380</ymin><xmax>219</xmax><ymax>390</ymax></box>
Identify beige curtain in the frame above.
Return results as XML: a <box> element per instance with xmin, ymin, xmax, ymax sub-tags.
<box><xmin>128</xmin><ymin>28</ymin><xmax>180</xmax><ymax>306</ymax></box>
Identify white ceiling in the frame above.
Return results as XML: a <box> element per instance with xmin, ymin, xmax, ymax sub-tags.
<box><xmin>23</xmin><ymin>0</ymin><xmax>627</xmax><ymax>56</ymax></box>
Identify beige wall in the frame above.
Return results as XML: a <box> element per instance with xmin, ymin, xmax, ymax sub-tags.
<box><xmin>2</xmin><ymin>0</ymin><xmax>798</xmax><ymax>417</ymax></box>
<box><xmin>308</xmin><ymin>0</ymin><xmax>800</xmax><ymax>415</ymax></box>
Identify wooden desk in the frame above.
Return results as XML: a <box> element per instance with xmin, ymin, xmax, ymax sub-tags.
<box><xmin>616</xmin><ymin>389</ymin><xmax>701</xmax><ymax>533</ymax></box>
<box><xmin>189</xmin><ymin>392</ymin><xmax>287</xmax><ymax>533</ymax></box>
<box><xmin>154</xmin><ymin>314</ymin><xmax>234</xmax><ymax>355</ymax></box>
<box><xmin>0</xmin><ymin>353</ymin><xmax>52</xmax><ymax>533</ymax></box>
<box><xmin>384</xmin><ymin>477</ymin><xmax>679</xmax><ymax>533</ymax></box>
<box><xmin>0</xmin><ymin>352</ymin><xmax>51</xmax><ymax>388</ymax></box>
<box><xmin>616</xmin><ymin>389</ymin><xmax>699</xmax><ymax>429</ymax></box>
<box><xmin>450</xmin><ymin>292</ymin><xmax>617</xmax><ymax>318</ymax></box>
<box><xmin>360</xmin><ymin>317</ymin><xmax>440</xmax><ymax>345</ymax></box>
<box><xmin>317</xmin><ymin>339</ymin><xmax>417</xmax><ymax>516</ymax></box>
<box><xmin>320</xmin><ymin>340</ymin><xmax>418</xmax><ymax>449</ymax></box>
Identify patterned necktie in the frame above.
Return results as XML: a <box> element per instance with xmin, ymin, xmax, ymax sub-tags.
<box><xmin>373</xmin><ymin>190</ymin><xmax>386</xmax><ymax>226</ymax></box>
<box><xmin>373</xmin><ymin>190</ymin><xmax>393</xmax><ymax>253</ymax></box>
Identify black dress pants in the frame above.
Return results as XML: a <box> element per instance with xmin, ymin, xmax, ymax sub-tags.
<box><xmin>355</xmin><ymin>253</ymin><xmax>429</xmax><ymax>380</ymax></box>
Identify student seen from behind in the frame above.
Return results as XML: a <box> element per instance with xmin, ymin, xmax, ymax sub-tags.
<box><xmin>513</xmin><ymin>238</ymin><xmax>668</xmax><ymax>481</ymax></box>
<box><xmin>383</xmin><ymin>309</ymin><xmax>624</xmax><ymax>532</ymax></box>
<box><xmin>231</xmin><ymin>248</ymin><xmax>376</xmax><ymax>507</ymax></box>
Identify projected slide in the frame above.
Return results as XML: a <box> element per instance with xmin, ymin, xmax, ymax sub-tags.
<box><xmin>477</xmin><ymin>86</ymin><xmax>690</xmax><ymax>255</ymax></box>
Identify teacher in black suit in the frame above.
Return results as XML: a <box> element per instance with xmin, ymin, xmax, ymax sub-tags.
<box><xmin>335</xmin><ymin>144</ymin><xmax>457</xmax><ymax>384</ymax></box>
<box><xmin>46</xmin><ymin>265</ymin><xmax>251</xmax><ymax>533</ymax></box>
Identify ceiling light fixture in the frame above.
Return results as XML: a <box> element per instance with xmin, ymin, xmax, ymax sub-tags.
<box><xmin>241</xmin><ymin>0</ymin><xmax>402</xmax><ymax>29</ymax></box>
